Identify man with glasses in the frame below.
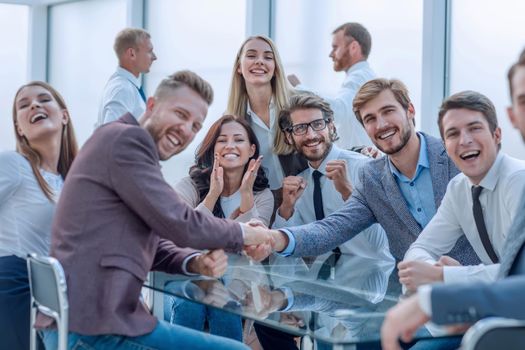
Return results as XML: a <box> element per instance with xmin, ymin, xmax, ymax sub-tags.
<box><xmin>254</xmin><ymin>92</ymin><xmax>390</xmax><ymax>350</ymax></box>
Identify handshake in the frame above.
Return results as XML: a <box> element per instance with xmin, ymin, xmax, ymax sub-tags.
<box><xmin>240</xmin><ymin>220</ymin><xmax>289</xmax><ymax>261</ymax></box>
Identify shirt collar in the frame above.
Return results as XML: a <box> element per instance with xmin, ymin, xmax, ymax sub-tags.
<box><xmin>246</xmin><ymin>99</ymin><xmax>276</xmax><ymax>128</ymax></box>
<box><xmin>117</xmin><ymin>66</ymin><xmax>141</xmax><ymax>88</ymax></box>
<box><xmin>307</xmin><ymin>144</ymin><xmax>341</xmax><ymax>176</ymax></box>
<box><xmin>475</xmin><ymin>151</ymin><xmax>505</xmax><ymax>191</ymax></box>
<box><xmin>346</xmin><ymin>60</ymin><xmax>370</xmax><ymax>75</ymax></box>
<box><xmin>388</xmin><ymin>132</ymin><xmax>429</xmax><ymax>181</ymax></box>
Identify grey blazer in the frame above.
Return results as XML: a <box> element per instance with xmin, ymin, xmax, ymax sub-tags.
<box><xmin>287</xmin><ymin>133</ymin><xmax>479</xmax><ymax>264</ymax></box>
<box><xmin>431</xmin><ymin>196</ymin><xmax>525</xmax><ymax>324</ymax></box>
<box><xmin>37</xmin><ymin>114</ymin><xmax>243</xmax><ymax>336</ymax></box>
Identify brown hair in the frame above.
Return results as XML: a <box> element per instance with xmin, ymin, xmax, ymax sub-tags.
<box><xmin>279</xmin><ymin>92</ymin><xmax>338</xmax><ymax>142</ymax></box>
<box><xmin>353</xmin><ymin>78</ymin><xmax>412</xmax><ymax>124</ymax></box>
<box><xmin>113</xmin><ymin>28</ymin><xmax>151</xmax><ymax>58</ymax></box>
<box><xmin>438</xmin><ymin>90</ymin><xmax>498</xmax><ymax>138</ymax></box>
<box><xmin>12</xmin><ymin>81</ymin><xmax>78</xmax><ymax>201</ymax></box>
<box><xmin>333</xmin><ymin>22</ymin><xmax>372</xmax><ymax>59</ymax></box>
<box><xmin>154</xmin><ymin>70</ymin><xmax>214</xmax><ymax>106</ymax></box>
<box><xmin>189</xmin><ymin>115</ymin><xmax>269</xmax><ymax>217</ymax></box>
<box><xmin>507</xmin><ymin>56</ymin><xmax>525</xmax><ymax>100</ymax></box>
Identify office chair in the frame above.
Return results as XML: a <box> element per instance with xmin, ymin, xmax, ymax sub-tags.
<box><xmin>27</xmin><ymin>254</ymin><xmax>69</xmax><ymax>350</ymax></box>
<box><xmin>461</xmin><ymin>317</ymin><xmax>525</xmax><ymax>350</ymax></box>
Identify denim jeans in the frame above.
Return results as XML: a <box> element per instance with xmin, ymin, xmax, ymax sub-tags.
<box><xmin>40</xmin><ymin>319</ymin><xmax>249</xmax><ymax>350</ymax></box>
<box><xmin>166</xmin><ymin>296</ymin><xmax>243</xmax><ymax>341</ymax></box>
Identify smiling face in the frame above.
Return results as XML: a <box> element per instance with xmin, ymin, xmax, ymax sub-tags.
<box><xmin>142</xmin><ymin>86</ymin><xmax>208</xmax><ymax>160</ymax></box>
<box><xmin>442</xmin><ymin>108</ymin><xmax>501</xmax><ymax>185</ymax></box>
<box><xmin>14</xmin><ymin>85</ymin><xmax>68</xmax><ymax>144</ymax></box>
<box><xmin>213</xmin><ymin>121</ymin><xmax>256</xmax><ymax>171</ymax></box>
<box><xmin>237</xmin><ymin>38</ymin><xmax>276</xmax><ymax>87</ymax></box>
<box><xmin>288</xmin><ymin>108</ymin><xmax>333</xmax><ymax>166</ymax></box>
<box><xmin>359</xmin><ymin>89</ymin><xmax>415</xmax><ymax>155</ymax></box>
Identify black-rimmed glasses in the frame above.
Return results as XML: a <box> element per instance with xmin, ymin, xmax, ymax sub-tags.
<box><xmin>287</xmin><ymin>118</ymin><xmax>329</xmax><ymax>136</ymax></box>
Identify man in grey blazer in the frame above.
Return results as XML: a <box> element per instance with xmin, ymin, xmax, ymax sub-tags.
<box><xmin>254</xmin><ymin>78</ymin><xmax>478</xmax><ymax>266</ymax></box>
<box><xmin>38</xmin><ymin>71</ymin><xmax>271</xmax><ymax>350</ymax></box>
<box><xmin>381</xmin><ymin>57</ymin><xmax>525</xmax><ymax>350</ymax></box>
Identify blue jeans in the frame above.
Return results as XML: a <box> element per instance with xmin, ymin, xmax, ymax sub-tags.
<box><xmin>40</xmin><ymin>319</ymin><xmax>248</xmax><ymax>350</ymax></box>
<box><xmin>166</xmin><ymin>296</ymin><xmax>243</xmax><ymax>341</ymax></box>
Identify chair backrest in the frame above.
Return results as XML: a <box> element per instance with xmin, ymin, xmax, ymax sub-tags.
<box><xmin>461</xmin><ymin>317</ymin><xmax>525</xmax><ymax>350</ymax></box>
<box><xmin>27</xmin><ymin>254</ymin><xmax>69</xmax><ymax>350</ymax></box>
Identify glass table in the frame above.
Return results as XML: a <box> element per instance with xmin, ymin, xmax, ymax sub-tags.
<box><xmin>145</xmin><ymin>250</ymin><xmax>452</xmax><ymax>349</ymax></box>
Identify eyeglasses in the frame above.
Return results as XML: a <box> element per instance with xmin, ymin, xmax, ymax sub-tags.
<box><xmin>287</xmin><ymin>118</ymin><xmax>330</xmax><ymax>136</ymax></box>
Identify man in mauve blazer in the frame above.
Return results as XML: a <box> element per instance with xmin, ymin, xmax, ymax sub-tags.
<box><xmin>264</xmin><ymin>79</ymin><xmax>478</xmax><ymax>267</ymax></box>
<box><xmin>37</xmin><ymin>71</ymin><xmax>269</xmax><ymax>350</ymax></box>
<box><xmin>380</xmin><ymin>57</ymin><xmax>525</xmax><ymax>350</ymax></box>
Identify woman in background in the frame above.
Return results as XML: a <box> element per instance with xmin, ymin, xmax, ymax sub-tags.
<box><xmin>226</xmin><ymin>35</ymin><xmax>307</xmax><ymax>194</ymax></box>
<box><xmin>165</xmin><ymin>114</ymin><xmax>273</xmax><ymax>341</ymax></box>
<box><xmin>0</xmin><ymin>81</ymin><xmax>78</xmax><ymax>350</ymax></box>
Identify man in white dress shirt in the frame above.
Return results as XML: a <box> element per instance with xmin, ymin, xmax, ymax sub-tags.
<box><xmin>288</xmin><ymin>22</ymin><xmax>375</xmax><ymax>149</ymax></box>
<box><xmin>399</xmin><ymin>90</ymin><xmax>525</xmax><ymax>291</ymax></box>
<box><xmin>97</xmin><ymin>28</ymin><xmax>157</xmax><ymax>127</ymax></box>
<box><xmin>273</xmin><ymin>92</ymin><xmax>390</xmax><ymax>257</ymax></box>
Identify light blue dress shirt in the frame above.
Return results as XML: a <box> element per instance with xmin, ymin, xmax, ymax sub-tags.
<box><xmin>388</xmin><ymin>133</ymin><xmax>436</xmax><ymax>229</ymax></box>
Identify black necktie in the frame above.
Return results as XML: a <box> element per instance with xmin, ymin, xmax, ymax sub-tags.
<box><xmin>472</xmin><ymin>186</ymin><xmax>499</xmax><ymax>263</ymax></box>
<box><xmin>312</xmin><ymin>170</ymin><xmax>325</xmax><ymax>220</ymax></box>
<box><xmin>137</xmin><ymin>85</ymin><xmax>146</xmax><ymax>102</ymax></box>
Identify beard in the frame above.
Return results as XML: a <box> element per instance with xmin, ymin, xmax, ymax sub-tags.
<box><xmin>295</xmin><ymin>135</ymin><xmax>333</xmax><ymax>163</ymax></box>
<box><xmin>374</xmin><ymin>121</ymin><xmax>412</xmax><ymax>155</ymax></box>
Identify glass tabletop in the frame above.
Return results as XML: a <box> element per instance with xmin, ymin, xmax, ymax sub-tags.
<box><xmin>145</xmin><ymin>251</ymin><xmax>444</xmax><ymax>347</ymax></box>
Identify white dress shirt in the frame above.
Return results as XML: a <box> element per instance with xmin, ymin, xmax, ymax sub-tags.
<box><xmin>0</xmin><ymin>151</ymin><xmax>63</xmax><ymax>258</ymax></box>
<box><xmin>405</xmin><ymin>152</ymin><xmax>525</xmax><ymax>284</ymax></box>
<box><xmin>273</xmin><ymin>145</ymin><xmax>391</xmax><ymax>259</ymax></box>
<box><xmin>247</xmin><ymin>101</ymin><xmax>285</xmax><ymax>190</ymax></box>
<box><xmin>296</xmin><ymin>61</ymin><xmax>375</xmax><ymax>149</ymax></box>
<box><xmin>96</xmin><ymin>66</ymin><xmax>146</xmax><ymax>127</ymax></box>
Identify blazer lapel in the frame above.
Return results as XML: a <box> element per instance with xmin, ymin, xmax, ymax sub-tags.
<box><xmin>380</xmin><ymin>159</ymin><xmax>421</xmax><ymax>237</ymax></box>
<box><xmin>425</xmin><ymin>135</ymin><xmax>450</xmax><ymax>209</ymax></box>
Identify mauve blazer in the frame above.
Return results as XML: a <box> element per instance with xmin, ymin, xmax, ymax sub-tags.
<box><xmin>37</xmin><ymin>114</ymin><xmax>243</xmax><ymax>336</ymax></box>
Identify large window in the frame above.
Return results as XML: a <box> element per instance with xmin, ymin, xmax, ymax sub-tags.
<box><xmin>0</xmin><ymin>4</ymin><xmax>29</xmax><ymax>151</ymax></box>
<box><xmin>449</xmin><ymin>0</ymin><xmax>525</xmax><ymax>158</ymax></box>
<box><xmin>274</xmin><ymin>0</ymin><xmax>423</xmax><ymax>125</ymax></box>
<box><xmin>146</xmin><ymin>0</ymin><xmax>246</xmax><ymax>184</ymax></box>
<box><xmin>48</xmin><ymin>0</ymin><xmax>127</xmax><ymax>146</ymax></box>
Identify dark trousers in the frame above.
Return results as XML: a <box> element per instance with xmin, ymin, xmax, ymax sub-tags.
<box><xmin>0</xmin><ymin>255</ymin><xmax>31</xmax><ymax>350</ymax></box>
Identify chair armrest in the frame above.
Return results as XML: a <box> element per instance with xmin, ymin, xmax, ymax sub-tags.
<box><xmin>461</xmin><ymin>317</ymin><xmax>525</xmax><ymax>350</ymax></box>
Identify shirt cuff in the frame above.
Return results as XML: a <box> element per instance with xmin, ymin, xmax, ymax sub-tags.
<box><xmin>442</xmin><ymin>266</ymin><xmax>466</xmax><ymax>284</ymax></box>
<box><xmin>418</xmin><ymin>285</ymin><xmax>433</xmax><ymax>317</ymax></box>
<box><xmin>277</xmin><ymin>229</ymin><xmax>296</xmax><ymax>256</ymax></box>
<box><xmin>181</xmin><ymin>252</ymin><xmax>202</xmax><ymax>275</ymax></box>
<box><xmin>240</xmin><ymin>223</ymin><xmax>245</xmax><ymax>241</ymax></box>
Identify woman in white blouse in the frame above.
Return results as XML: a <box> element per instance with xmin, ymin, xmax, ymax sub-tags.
<box><xmin>0</xmin><ymin>81</ymin><xmax>78</xmax><ymax>350</ymax></box>
<box><xmin>166</xmin><ymin>115</ymin><xmax>273</xmax><ymax>340</ymax></box>
<box><xmin>226</xmin><ymin>36</ymin><xmax>307</xmax><ymax>193</ymax></box>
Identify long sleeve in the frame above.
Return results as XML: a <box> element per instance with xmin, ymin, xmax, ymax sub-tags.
<box><xmin>234</xmin><ymin>188</ymin><xmax>274</xmax><ymax>226</ymax></box>
<box><xmin>0</xmin><ymin>152</ymin><xmax>22</xmax><ymax>202</ymax></box>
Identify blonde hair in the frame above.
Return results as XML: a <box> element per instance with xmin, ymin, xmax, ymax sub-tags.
<box><xmin>12</xmin><ymin>81</ymin><xmax>78</xmax><ymax>201</ymax></box>
<box><xmin>226</xmin><ymin>35</ymin><xmax>294</xmax><ymax>155</ymax></box>
<box><xmin>113</xmin><ymin>28</ymin><xmax>151</xmax><ymax>59</ymax></box>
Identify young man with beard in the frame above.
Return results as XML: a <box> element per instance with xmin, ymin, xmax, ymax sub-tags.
<box><xmin>381</xmin><ymin>57</ymin><xmax>525</xmax><ymax>350</ymax></box>
<box><xmin>287</xmin><ymin>23</ymin><xmax>375</xmax><ymax>149</ymax></box>
<box><xmin>399</xmin><ymin>91</ymin><xmax>525</xmax><ymax>290</ymax></box>
<box><xmin>37</xmin><ymin>71</ymin><xmax>271</xmax><ymax>350</ymax></box>
<box><xmin>273</xmin><ymin>92</ymin><xmax>389</xmax><ymax>256</ymax></box>
<box><xmin>249</xmin><ymin>79</ymin><xmax>478</xmax><ymax>267</ymax></box>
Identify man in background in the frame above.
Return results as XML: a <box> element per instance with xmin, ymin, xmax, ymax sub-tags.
<box><xmin>97</xmin><ymin>27</ymin><xmax>157</xmax><ymax>127</ymax></box>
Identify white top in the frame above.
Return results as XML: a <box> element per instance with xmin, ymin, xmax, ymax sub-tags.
<box><xmin>247</xmin><ymin>101</ymin><xmax>285</xmax><ymax>190</ymax></box>
<box><xmin>297</xmin><ymin>61</ymin><xmax>375</xmax><ymax>149</ymax></box>
<box><xmin>96</xmin><ymin>66</ymin><xmax>146</xmax><ymax>127</ymax></box>
<box><xmin>173</xmin><ymin>176</ymin><xmax>274</xmax><ymax>227</ymax></box>
<box><xmin>273</xmin><ymin>145</ymin><xmax>392</xmax><ymax>259</ymax></box>
<box><xmin>0</xmin><ymin>151</ymin><xmax>63</xmax><ymax>258</ymax></box>
<box><xmin>404</xmin><ymin>152</ymin><xmax>525</xmax><ymax>284</ymax></box>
